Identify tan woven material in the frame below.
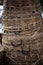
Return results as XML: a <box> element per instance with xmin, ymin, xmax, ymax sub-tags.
<box><xmin>2</xmin><ymin>0</ymin><xmax>43</xmax><ymax>65</ymax></box>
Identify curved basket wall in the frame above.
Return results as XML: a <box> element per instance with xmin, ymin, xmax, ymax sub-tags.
<box><xmin>2</xmin><ymin>0</ymin><xmax>43</xmax><ymax>65</ymax></box>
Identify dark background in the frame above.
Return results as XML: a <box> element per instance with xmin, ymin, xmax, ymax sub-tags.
<box><xmin>40</xmin><ymin>0</ymin><xmax>43</xmax><ymax>6</ymax></box>
<box><xmin>40</xmin><ymin>0</ymin><xmax>43</xmax><ymax>11</ymax></box>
